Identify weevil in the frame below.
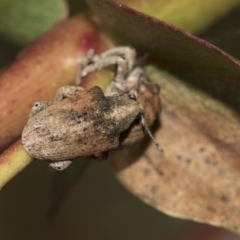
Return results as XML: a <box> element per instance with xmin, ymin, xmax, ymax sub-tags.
<box><xmin>22</xmin><ymin>47</ymin><xmax>162</xmax><ymax>170</ymax></box>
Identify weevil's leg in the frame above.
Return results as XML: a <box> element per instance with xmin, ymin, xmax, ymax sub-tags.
<box><xmin>126</xmin><ymin>66</ymin><xmax>145</xmax><ymax>88</ymax></box>
<box><xmin>81</xmin><ymin>55</ymin><xmax>128</xmax><ymax>81</ymax></box>
<box><xmin>76</xmin><ymin>49</ymin><xmax>95</xmax><ymax>85</ymax></box>
<box><xmin>125</xmin><ymin>66</ymin><xmax>148</xmax><ymax>98</ymax></box>
<box><xmin>77</xmin><ymin>47</ymin><xmax>137</xmax><ymax>85</ymax></box>
<box><xmin>84</xmin><ymin>48</ymin><xmax>95</xmax><ymax>64</ymax></box>
<box><xmin>94</xmin><ymin>47</ymin><xmax>137</xmax><ymax>77</ymax></box>
<box><xmin>48</xmin><ymin>160</ymin><xmax>73</xmax><ymax>171</ymax></box>
<box><xmin>126</xmin><ymin>66</ymin><xmax>145</xmax><ymax>83</ymax></box>
<box><xmin>105</xmin><ymin>66</ymin><xmax>146</xmax><ymax>97</ymax></box>
<box><xmin>30</xmin><ymin>102</ymin><xmax>53</xmax><ymax>117</ymax></box>
<box><xmin>54</xmin><ymin>86</ymin><xmax>84</xmax><ymax>101</ymax></box>
<box><xmin>98</xmin><ymin>47</ymin><xmax>136</xmax><ymax>71</ymax></box>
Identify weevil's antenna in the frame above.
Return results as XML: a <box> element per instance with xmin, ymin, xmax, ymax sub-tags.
<box><xmin>140</xmin><ymin>114</ymin><xmax>164</xmax><ymax>152</ymax></box>
<box><xmin>134</xmin><ymin>53</ymin><xmax>149</xmax><ymax>67</ymax></box>
<box><xmin>133</xmin><ymin>90</ymin><xmax>163</xmax><ymax>153</ymax></box>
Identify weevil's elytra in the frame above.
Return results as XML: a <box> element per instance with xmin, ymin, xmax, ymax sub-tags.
<box><xmin>22</xmin><ymin>86</ymin><xmax>141</xmax><ymax>160</ymax></box>
<box><xmin>22</xmin><ymin>46</ymin><xmax>162</xmax><ymax>170</ymax></box>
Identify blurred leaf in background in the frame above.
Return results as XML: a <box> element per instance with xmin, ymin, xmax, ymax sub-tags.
<box><xmin>199</xmin><ymin>7</ymin><xmax>240</xmax><ymax>59</ymax></box>
<box><xmin>0</xmin><ymin>0</ymin><xmax>68</xmax><ymax>45</ymax></box>
<box><xmin>0</xmin><ymin>0</ymin><xmax>68</xmax><ymax>68</ymax></box>
<box><xmin>67</xmin><ymin>0</ymin><xmax>88</xmax><ymax>15</ymax></box>
<box><xmin>118</xmin><ymin>0</ymin><xmax>240</xmax><ymax>34</ymax></box>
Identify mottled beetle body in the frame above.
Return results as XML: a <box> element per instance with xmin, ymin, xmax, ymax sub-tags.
<box><xmin>22</xmin><ymin>86</ymin><xmax>141</xmax><ymax>168</ymax></box>
<box><xmin>22</xmin><ymin>47</ymin><xmax>161</xmax><ymax>170</ymax></box>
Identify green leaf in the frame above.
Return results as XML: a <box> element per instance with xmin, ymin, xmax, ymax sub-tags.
<box><xmin>118</xmin><ymin>0</ymin><xmax>240</xmax><ymax>34</ymax></box>
<box><xmin>0</xmin><ymin>0</ymin><xmax>68</xmax><ymax>45</ymax></box>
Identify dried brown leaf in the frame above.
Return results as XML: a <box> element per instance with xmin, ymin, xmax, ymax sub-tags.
<box><xmin>110</xmin><ymin>68</ymin><xmax>240</xmax><ymax>234</ymax></box>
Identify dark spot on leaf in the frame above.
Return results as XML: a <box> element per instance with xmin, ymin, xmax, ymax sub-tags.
<box><xmin>199</xmin><ymin>147</ymin><xmax>205</xmax><ymax>152</ymax></box>
<box><xmin>151</xmin><ymin>185</ymin><xmax>158</xmax><ymax>194</ymax></box>
<box><xmin>144</xmin><ymin>154</ymin><xmax>164</xmax><ymax>176</ymax></box>
<box><xmin>143</xmin><ymin>168</ymin><xmax>151</xmax><ymax>176</ymax></box>
<box><xmin>205</xmin><ymin>158</ymin><xmax>210</xmax><ymax>164</ymax></box>
<box><xmin>186</xmin><ymin>158</ymin><xmax>191</xmax><ymax>164</ymax></box>
<box><xmin>220</xmin><ymin>194</ymin><xmax>229</xmax><ymax>203</ymax></box>
<box><xmin>206</xmin><ymin>205</ymin><xmax>217</xmax><ymax>212</ymax></box>
<box><xmin>177</xmin><ymin>155</ymin><xmax>182</xmax><ymax>160</ymax></box>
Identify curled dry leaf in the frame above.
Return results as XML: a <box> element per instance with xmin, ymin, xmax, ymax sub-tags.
<box><xmin>110</xmin><ymin>68</ymin><xmax>240</xmax><ymax>234</ymax></box>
